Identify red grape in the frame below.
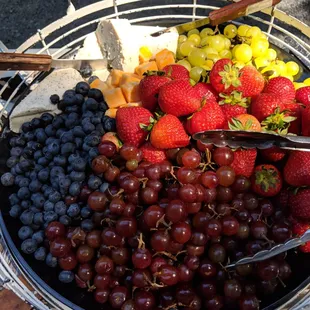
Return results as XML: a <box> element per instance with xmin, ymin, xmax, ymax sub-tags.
<box><xmin>213</xmin><ymin>147</ymin><xmax>234</xmax><ymax>166</ymax></box>
<box><xmin>182</xmin><ymin>150</ymin><xmax>201</xmax><ymax>168</ymax></box>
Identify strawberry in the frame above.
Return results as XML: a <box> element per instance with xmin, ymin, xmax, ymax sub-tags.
<box><xmin>116</xmin><ymin>107</ymin><xmax>153</xmax><ymax>147</ymax></box>
<box><xmin>302</xmin><ymin>105</ymin><xmax>310</xmax><ymax>136</ymax></box>
<box><xmin>251</xmin><ymin>164</ymin><xmax>282</xmax><ymax>197</ymax></box>
<box><xmin>221</xmin><ymin>104</ymin><xmax>247</xmax><ymax>128</ymax></box>
<box><xmin>260</xmin><ymin>147</ymin><xmax>287</xmax><ymax>162</ymax></box>
<box><xmin>194</xmin><ymin>83</ymin><xmax>218</xmax><ymax>102</ymax></box>
<box><xmin>289</xmin><ymin>189</ymin><xmax>310</xmax><ymax>220</ymax></box>
<box><xmin>229</xmin><ymin>114</ymin><xmax>261</xmax><ymax>132</ymax></box>
<box><xmin>283</xmin><ymin>151</ymin><xmax>310</xmax><ymax>187</ymax></box>
<box><xmin>139</xmin><ymin>74</ymin><xmax>171</xmax><ymax>111</ymax></box>
<box><xmin>230</xmin><ymin>149</ymin><xmax>257</xmax><ymax>178</ymax></box>
<box><xmin>186</xmin><ymin>101</ymin><xmax>226</xmax><ymax>135</ymax></box>
<box><xmin>295</xmin><ymin>86</ymin><xmax>310</xmax><ymax>106</ymax></box>
<box><xmin>162</xmin><ymin>64</ymin><xmax>190</xmax><ymax>80</ymax></box>
<box><xmin>210</xmin><ymin>59</ymin><xmax>239</xmax><ymax>94</ymax></box>
<box><xmin>237</xmin><ymin>65</ymin><xmax>265</xmax><ymax>98</ymax></box>
<box><xmin>263</xmin><ymin>77</ymin><xmax>295</xmax><ymax>101</ymax></box>
<box><xmin>150</xmin><ymin>114</ymin><xmax>189</xmax><ymax>149</ymax></box>
<box><xmin>140</xmin><ymin>142</ymin><xmax>167</xmax><ymax>163</ymax></box>
<box><xmin>284</xmin><ymin>101</ymin><xmax>302</xmax><ymax>135</ymax></box>
<box><xmin>292</xmin><ymin>221</ymin><xmax>310</xmax><ymax>252</ymax></box>
<box><xmin>158</xmin><ymin>79</ymin><xmax>202</xmax><ymax>117</ymax></box>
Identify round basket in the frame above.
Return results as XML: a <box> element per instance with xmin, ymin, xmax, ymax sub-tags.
<box><xmin>0</xmin><ymin>1</ymin><xmax>310</xmax><ymax>309</ymax></box>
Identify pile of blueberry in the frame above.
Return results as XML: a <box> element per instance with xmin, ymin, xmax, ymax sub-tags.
<box><xmin>1</xmin><ymin>81</ymin><xmax>115</xmax><ymax>264</ymax></box>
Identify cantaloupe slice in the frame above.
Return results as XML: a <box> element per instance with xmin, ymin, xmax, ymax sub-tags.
<box><xmin>120</xmin><ymin>102</ymin><xmax>142</xmax><ymax>108</ymax></box>
<box><xmin>139</xmin><ymin>46</ymin><xmax>153</xmax><ymax>64</ymax></box>
<box><xmin>103</xmin><ymin>87</ymin><xmax>127</xmax><ymax>108</ymax></box>
<box><xmin>90</xmin><ymin>79</ymin><xmax>113</xmax><ymax>92</ymax></box>
<box><xmin>156</xmin><ymin>49</ymin><xmax>175</xmax><ymax>70</ymax></box>
<box><xmin>110</xmin><ymin>69</ymin><xmax>125</xmax><ymax>87</ymax></box>
<box><xmin>119</xmin><ymin>73</ymin><xmax>141</xmax><ymax>86</ymax></box>
<box><xmin>135</xmin><ymin>61</ymin><xmax>158</xmax><ymax>77</ymax></box>
<box><xmin>105</xmin><ymin>108</ymin><xmax>118</xmax><ymax>118</ymax></box>
<box><xmin>121</xmin><ymin>82</ymin><xmax>141</xmax><ymax>103</ymax></box>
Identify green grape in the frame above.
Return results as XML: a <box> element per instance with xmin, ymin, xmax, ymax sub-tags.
<box><xmin>190</xmin><ymin>66</ymin><xmax>205</xmax><ymax>82</ymax></box>
<box><xmin>188</xmin><ymin>49</ymin><xmax>206</xmax><ymax>67</ymax></box>
<box><xmin>201</xmin><ymin>36</ymin><xmax>213</xmax><ymax>47</ymax></box>
<box><xmin>238</xmin><ymin>25</ymin><xmax>251</xmax><ymax>37</ymax></box>
<box><xmin>261</xmin><ymin>64</ymin><xmax>280</xmax><ymax>78</ymax></box>
<box><xmin>281</xmin><ymin>74</ymin><xmax>294</xmax><ymax>82</ymax></box>
<box><xmin>234</xmin><ymin>44</ymin><xmax>253</xmax><ymax>63</ymax></box>
<box><xmin>188</xmin><ymin>34</ymin><xmax>201</xmax><ymax>46</ymax></box>
<box><xmin>202</xmin><ymin>60</ymin><xmax>214</xmax><ymax>71</ymax></box>
<box><xmin>273</xmin><ymin>60</ymin><xmax>287</xmax><ymax>75</ymax></box>
<box><xmin>224</xmin><ymin>38</ymin><xmax>231</xmax><ymax>50</ymax></box>
<box><xmin>208</xmin><ymin>53</ymin><xmax>220</xmax><ymax>63</ymax></box>
<box><xmin>200</xmin><ymin>28</ymin><xmax>214</xmax><ymax>38</ymax></box>
<box><xmin>304</xmin><ymin>78</ymin><xmax>310</xmax><ymax>86</ymax></box>
<box><xmin>219</xmin><ymin>50</ymin><xmax>232</xmax><ymax>59</ymax></box>
<box><xmin>177</xmin><ymin>59</ymin><xmax>192</xmax><ymax>71</ymax></box>
<box><xmin>178</xmin><ymin>35</ymin><xmax>187</xmax><ymax>44</ymax></box>
<box><xmin>232</xmin><ymin>45</ymin><xmax>239</xmax><ymax>58</ymax></box>
<box><xmin>224</xmin><ymin>24</ymin><xmax>237</xmax><ymax>39</ymax></box>
<box><xmin>251</xmin><ymin>39</ymin><xmax>269</xmax><ymax>58</ymax></box>
<box><xmin>247</xmin><ymin>26</ymin><xmax>261</xmax><ymax>39</ymax></box>
<box><xmin>254</xmin><ymin>56</ymin><xmax>270</xmax><ymax>69</ymax></box>
<box><xmin>209</xmin><ymin>35</ymin><xmax>226</xmax><ymax>52</ymax></box>
<box><xmin>259</xmin><ymin>33</ymin><xmax>268</xmax><ymax>40</ymax></box>
<box><xmin>188</xmin><ymin>29</ymin><xmax>200</xmax><ymax>36</ymax></box>
<box><xmin>286</xmin><ymin>61</ymin><xmax>299</xmax><ymax>76</ymax></box>
<box><xmin>176</xmin><ymin>48</ymin><xmax>184</xmax><ymax>60</ymax></box>
<box><xmin>179</xmin><ymin>41</ymin><xmax>196</xmax><ymax>56</ymax></box>
<box><xmin>233</xmin><ymin>60</ymin><xmax>245</xmax><ymax>69</ymax></box>
<box><xmin>202</xmin><ymin>47</ymin><xmax>218</xmax><ymax>57</ymax></box>
<box><xmin>264</xmin><ymin>48</ymin><xmax>277</xmax><ymax>61</ymax></box>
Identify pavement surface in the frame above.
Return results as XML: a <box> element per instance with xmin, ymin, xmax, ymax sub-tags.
<box><xmin>0</xmin><ymin>0</ymin><xmax>309</xmax><ymax>49</ymax></box>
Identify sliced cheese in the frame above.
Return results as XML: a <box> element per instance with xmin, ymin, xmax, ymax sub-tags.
<box><xmin>10</xmin><ymin>68</ymin><xmax>82</xmax><ymax>133</ymax></box>
<box><xmin>75</xmin><ymin>32</ymin><xmax>103</xmax><ymax>60</ymax></box>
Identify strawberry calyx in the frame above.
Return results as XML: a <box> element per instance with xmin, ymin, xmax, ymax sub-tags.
<box><xmin>219</xmin><ymin>91</ymin><xmax>249</xmax><ymax>107</ymax></box>
<box><xmin>143</xmin><ymin>70</ymin><xmax>166</xmax><ymax>77</ymax></box>
<box><xmin>219</xmin><ymin>64</ymin><xmax>241</xmax><ymax>89</ymax></box>
<box><xmin>254</xmin><ymin>166</ymin><xmax>279</xmax><ymax>192</ymax></box>
<box><xmin>139</xmin><ymin>116</ymin><xmax>156</xmax><ymax>133</ymax></box>
<box><xmin>229</xmin><ymin>117</ymin><xmax>253</xmax><ymax>131</ymax></box>
<box><xmin>261</xmin><ymin>108</ymin><xmax>296</xmax><ymax>135</ymax></box>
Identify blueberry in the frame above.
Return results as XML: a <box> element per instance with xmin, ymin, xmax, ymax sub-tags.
<box><xmin>95</xmin><ymin>124</ymin><xmax>105</xmax><ymax>135</ymax></box>
<box><xmin>81</xmin><ymin>219</ymin><xmax>94</xmax><ymax>232</ymax></box>
<box><xmin>17</xmin><ymin>187</ymin><xmax>31</xmax><ymax>200</ymax></box>
<box><xmin>85</xmin><ymin>134</ymin><xmax>100</xmax><ymax>147</ymax></box>
<box><xmin>21</xmin><ymin>122</ymin><xmax>33</xmax><ymax>133</ymax></box>
<box><xmin>61</xmin><ymin>142</ymin><xmax>76</xmax><ymax>155</ymax></box>
<box><xmin>14</xmin><ymin>175</ymin><xmax>23</xmax><ymax>185</ymax></box>
<box><xmin>46</xmin><ymin>141</ymin><xmax>60</xmax><ymax>155</ymax></box>
<box><xmin>98</xmin><ymin>101</ymin><xmax>108</xmax><ymax>112</ymax></box>
<box><xmin>74</xmin><ymin>137</ymin><xmax>83</xmax><ymax>149</ymax></box>
<box><xmin>11</xmin><ymin>147</ymin><xmax>23</xmax><ymax>157</ymax></box>
<box><xmin>9</xmin><ymin>193</ymin><xmax>20</xmax><ymax>205</ymax></box>
<box><xmin>75</xmin><ymin>93</ymin><xmax>85</xmax><ymax>106</ymax></box>
<box><xmin>71</xmin><ymin>157</ymin><xmax>87</xmax><ymax>172</ymax></box>
<box><xmin>38</xmin><ymin>168</ymin><xmax>50</xmax><ymax>183</ymax></box>
<box><xmin>45</xmin><ymin>124</ymin><xmax>56</xmax><ymax>137</ymax></box>
<box><xmin>59</xmin><ymin>214</ymin><xmax>71</xmax><ymax>226</ymax></box>
<box><xmin>81</xmin><ymin>206</ymin><xmax>92</xmax><ymax>219</ymax></box>
<box><xmin>57</xmin><ymin>99</ymin><xmax>66</xmax><ymax>111</ymax></box>
<box><xmin>33</xmin><ymin>212</ymin><xmax>44</xmax><ymax>225</ymax></box>
<box><xmin>76</xmin><ymin>81</ymin><xmax>90</xmax><ymax>96</ymax></box>
<box><xmin>53</xmin><ymin>155</ymin><xmax>66</xmax><ymax>167</ymax></box>
<box><xmin>82</xmin><ymin>122</ymin><xmax>95</xmax><ymax>134</ymax></box>
<box><xmin>54</xmin><ymin>201</ymin><xmax>67</xmax><ymax>216</ymax></box>
<box><xmin>99</xmin><ymin>182</ymin><xmax>109</xmax><ymax>193</ymax></box>
<box><xmin>83</xmin><ymin>111</ymin><xmax>94</xmax><ymax>119</ymax></box>
<box><xmin>6</xmin><ymin>156</ymin><xmax>19</xmax><ymax>168</ymax></box>
<box><xmin>82</xmin><ymin>142</ymin><xmax>91</xmax><ymax>152</ymax></box>
<box><xmin>15</xmin><ymin>136</ymin><xmax>26</xmax><ymax>147</ymax></box>
<box><xmin>29</xmin><ymin>171</ymin><xmax>38</xmax><ymax>180</ymax></box>
<box><xmin>1</xmin><ymin>172</ymin><xmax>15</xmax><ymax>186</ymax></box>
<box><xmin>88</xmin><ymin>75</ymin><xmax>98</xmax><ymax>84</ymax></box>
<box><xmin>52</xmin><ymin>116</ymin><xmax>65</xmax><ymax>129</ymax></box>
<box><xmin>34</xmin><ymin>247</ymin><xmax>47</xmax><ymax>261</ymax></box>
<box><xmin>18</xmin><ymin>177</ymin><xmax>30</xmax><ymax>188</ymax></box>
<box><xmin>31</xmin><ymin>118</ymin><xmax>43</xmax><ymax>129</ymax></box>
<box><xmin>41</xmin><ymin>112</ymin><xmax>54</xmax><ymax>125</ymax></box>
<box><xmin>72</xmin><ymin>126</ymin><xmax>85</xmax><ymax>138</ymax></box>
<box><xmin>48</xmin><ymin>191</ymin><xmax>61</xmax><ymax>203</ymax></box>
<box><xmin>69</xmin><ymin>171</ymin><xmax>86</xmax><ymax>182</ymax></box>
<box><xmin>67</xmin><ymin>203</ymin><xmax>80</xmax><ymax>218</ymax></box>
<box><xmin>59</xmin><ymin>270</ymin><xmax>74</xmax><ymax>283</ymax></box>
<box><xmin>21</xmin><ymin>239</ymin><xmax>37</xmax><ymax>254</ymax></box>
<box><xmin>50</xmin><ymin>166</ymin><xmax>65</xmax><ymax>178</ymax></box>
<box><xmin>60</xmin><ymin>131</ymin><xmax>74</xmax><ymax>143</ymax></box>
<box><xmin>46</xmin><ymin>253</ymin><xmax>58</xmax><ymax>268</ymax></box>
<box><xmin>34</xmin><ymin>164</ymin><xmax>44</xmax><ymax>173</ymax></box>
<box><xmin>65</xmin><ymin>117</ymin><xmax>79</xmax><ymax>130</ymax></box>
<box><xmin>68</xmin><ymin>154</ymin><xmax>80</xmax><ymax>163</ymax></box>
<box><xmin>30</xmin><ymin>207</ymin><xmax>41</xmax><ymax>214</ymax></box>
<box><xmin>21</xmin><ymin>200</ymin><xmax>31</xmax><ymax>209</ymax></box>
<box><xmin>88</xmin><ymin>88</ymin><xmax>103</xmax><ymax>102</ymax></box>
<box><xmin>20</xmin><ymin>209</ymin><xmax>34</xmax><ymax>225</ymax></box>
<box><xmin>44</xmin><ymin>211</ymin><xmax>58</xmax><ymax>223</ymax></box>
<box><xmin>19</xmin><ymin>159</ymin><xmax>33</xmax><ymax>172</ymax></box>
<box><xmin>34</xmin><ymin>150</ymin><xmax>43</xmax><ymax>161</ymax></box>
<box><xmin>59</xmin><ymin>177</ymin><xmax>71</xmax><ymax>190</ymax></box>
<box><xmin>10</xmin><ymin>205</ymin><xmax>22</xmax><ymax>218</ymax></box>
<box><xmin>49</xmin><ymin>93</ymin><xmax>60</xmax><ymax>105</ymax></box>
<box><xmin>88</xmin><ymin>147</ymin><xmax>99</xmax><ymax>160</ymax></box>
<box><xmin>44</xmin><ymin>201</ymin><xmax>54</xmax><ymax>211</ymax></box>
<box><xmin>31</xmin><ymin>231</ymin><xmax>44</xmax><ymax>245</ymax></box>
<box><xmin>102</xmin><ymin>116</ymin><xmax>116</xmax><ymax>132</ymax></box>
<box><xmin>28</xmin><ymin>179</ymin><xmax>41</xmax><ymax>192</ymax></box>
<box><xmin>31</xmin><ymin>194</ymin><xmax>44</xmax><ymax>205</ymax></box>
<box><xmin>88</xmin><ymin>175</ymin><xmax>102</xmax><ymax>190</ymax></box>
<box><xmin>22</xmin><ymin>147</ymin><xmax>35</xmax><ymax>159</ymax></box>
<box><xmin>18</xmin><ymin>226</ymin><xmax>33</xmax><ymax>240</ymax></box>
<box><xmin>24</xmin><ymin>131</ymin><xmax>35</xmax><ymax>141</ymax></box>
<box><xmin>34</xmin><ymin>128</ymin><xmax>47</xmax><ymax>144</ymax></box>
<box><xmin>41</xmin><ymin>184</ymin><xmax>49</xmax><ymax>191</ymax></box>
<box><xmin>69</xmin><ymin>181</ymin><xmax>81</xmax><ymax>196</ymax></box>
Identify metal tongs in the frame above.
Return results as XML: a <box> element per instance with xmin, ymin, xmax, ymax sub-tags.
<box><xmin>193</xmin><ymin>130</ymin><xmax>310</xmax><ymax>152</ymax></box>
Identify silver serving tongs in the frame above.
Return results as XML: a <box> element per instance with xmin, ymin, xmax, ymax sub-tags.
<box><xmin>193</xmin><ymin>130</ymin><xmax>310</xmax><ymax>152</ymax></box>
<box><xmin>226</xmin><ymin>229</ymin><xmax>310</xmax><ymax>268</ymax></box>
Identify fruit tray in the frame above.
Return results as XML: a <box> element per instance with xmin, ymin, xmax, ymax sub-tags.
<box><xmin>0</xmin><ymin>1</ymin><xmax>310</xmax><ymax>310</ymax></box>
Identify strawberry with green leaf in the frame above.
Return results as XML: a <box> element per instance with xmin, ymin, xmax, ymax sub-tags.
<box><xmin>229</xmin><ymin>114</ymin><xmax>261</xmax><ymax>132</ymax></box>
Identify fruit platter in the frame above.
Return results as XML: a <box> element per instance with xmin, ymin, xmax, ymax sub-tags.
<box><xmin>0</xmin><ymin>0</ymin><xmax>310</xmax><ymax>309</ymax></box>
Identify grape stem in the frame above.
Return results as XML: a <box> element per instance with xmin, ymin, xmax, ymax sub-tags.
<box><xmin>156</xmin><ymin>214</ymin><xmax>171</xmax><ymax>228</ymax></box>
<box><xmin>100</xmin><ymin>218</ymin><xmax>116</xmax><ymax>227</ymax></box>
<box><xmin>153</xmin><ymin>251</ymin><xmax>178</xmax><ymax>261</ymax></box>
<box><xmin>277</xmin><ymin>276</ymin><xmax>286</xmax><ymax>288</ymax></box>
<box><xmin>107</xmin><ymin>188</ymin><xmax>124</xmax><ymax>197</ymax></box>
<box><xmin>139</xmin><ymin>177</ymin><xmax>149</xmax><ymax>188</ymax></box>
<box><xmin>170</xmin><ymin>167</ymin><xmax>181</xmax><ymax>184</ymax></box>
<box><xmin>146</xmin><ymin>277</ymin><xmax>165</xmax><ymax>289</ymax></box>
<box><xmin>138</xmin><ymin>233</ymin><xmax>146</xmax><ymax>249</ymax></box>
<box><xmin>87</xmin><ymin>281</ymin><xmax>96</xmax><ymax>292</ymax></box>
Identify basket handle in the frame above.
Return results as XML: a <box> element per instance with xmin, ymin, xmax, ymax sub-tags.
<box><xmin>209</xmin><ymin>0</ymin><xmax>281</xmax><ymax>26</ymax></box>
<box><xmin>0</xmin><ymin>53</ymin><xmax>52</xmax><ymax>71</ymax></box>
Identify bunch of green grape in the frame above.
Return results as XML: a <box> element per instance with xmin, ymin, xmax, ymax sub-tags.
<box><xmin>176</xmin><ymin>24</ymin><xmax>302</xmax><ymax>86</ymax></box>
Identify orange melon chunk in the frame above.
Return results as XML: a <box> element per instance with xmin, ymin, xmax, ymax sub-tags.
<box><xmin>110</xmin><ymin>69</ymin><xmax>125</xmax><ymax>87</ymax></box>
<box><xmin>135</xmin><ymin>61</ymin><xmax>158</xmax><ymax>77</ymax></box>
<box><xmin>119</xmin><ymin>73</ymin><xmax>141</xmax><ymax>86</ymax></box>
<box><xmin>120</xmin><ymin>102</ymin><xmax>142</xmax><ymax>108</ymax></box>
<box><xmin>103</xmin><ymin>87</ymin><xmax>127</xmax><ymax>108</ymax></box>
<box><xmin>121</xmin><ymin>82</ymin><xmax>141</xmax><ymax>103</ymax></box>
<box><xmin>90</xmin><ymin>79</ymin><xmax>113</xmax><ymax>92</ymax></box>
<box><xmin>156</xmin><ymin>49</ymin><xmax>175</xmax><ymax>70</ymax></box>
<box><xmin>105</xmin><ymin>109</ymin><xmax>118</xmax><ymax>118</ymax></box>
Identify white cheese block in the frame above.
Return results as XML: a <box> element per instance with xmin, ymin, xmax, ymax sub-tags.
<box><xmin>75</xmin><ymin>32</ymin><xmax>104</xmax><ymax>60</ymax></box>
<box><xmin>10</xmin><ymin>68</ymin><xmax>82</xmax><ymax>133</ymax></box>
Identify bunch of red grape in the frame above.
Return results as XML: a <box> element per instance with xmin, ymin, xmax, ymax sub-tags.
<box><xmin>46</xmin><ymin>141</ymin><xmax>293</xmax><ymax>310</ymax></box>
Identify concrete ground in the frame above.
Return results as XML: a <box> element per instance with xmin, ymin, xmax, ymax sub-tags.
<box><xmin>0</xmin><ymin>0</ymin><xmax>309</xmax><ymax>49</ymax></box>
